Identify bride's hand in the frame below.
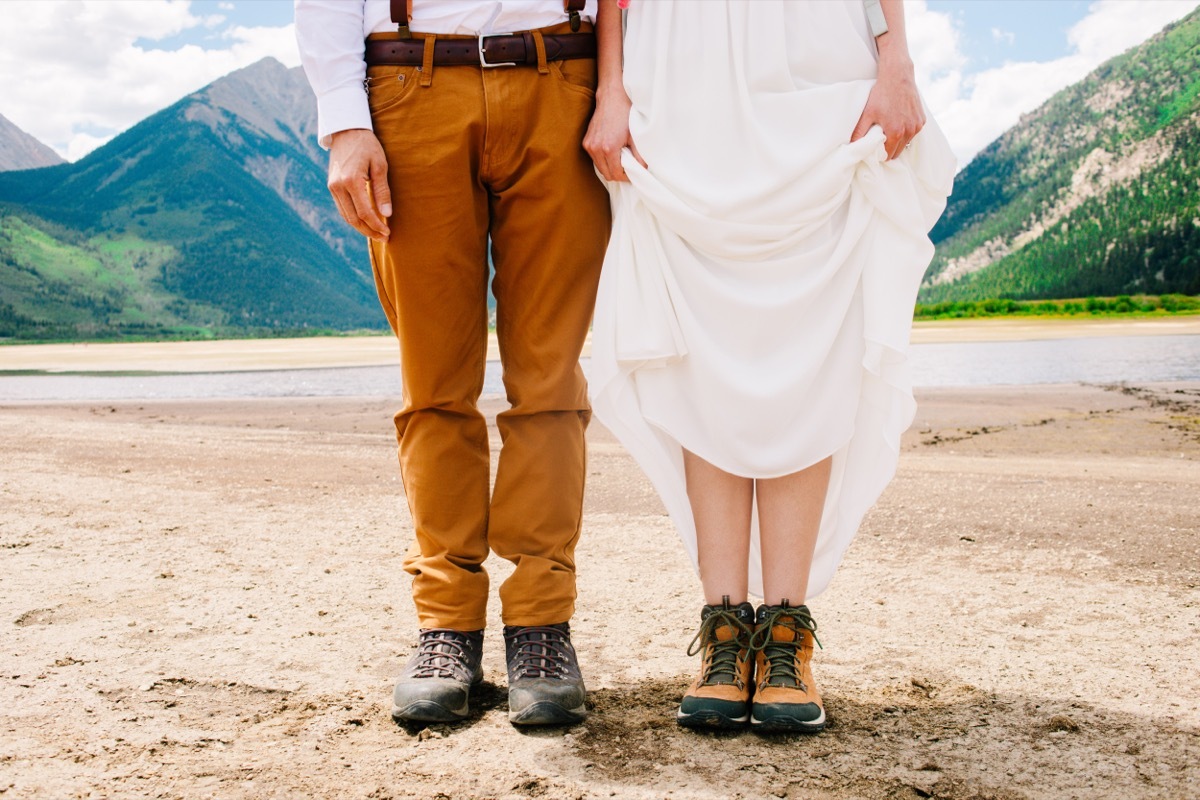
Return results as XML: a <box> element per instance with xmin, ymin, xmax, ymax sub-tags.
<box><xmin>584</xmin><ymin>85</ymin><xmax>647</xmax><ymax>182</ymax></box>
<box><xmin>850</xmin><ymin>52</ymin><xmax>925</xmax><ymax>160</ymax></box>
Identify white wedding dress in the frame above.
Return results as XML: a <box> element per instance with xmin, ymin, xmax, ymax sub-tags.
<box><xmin>589</xmin><ymin>0</ymin><xmax>957</xmax><ymax>599</ymax></box>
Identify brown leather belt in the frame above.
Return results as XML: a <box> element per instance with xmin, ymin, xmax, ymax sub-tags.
<box><xmin>365</xmin><ymin>31</ymin><xmax>596</xmax><ymax>68</ymax></box>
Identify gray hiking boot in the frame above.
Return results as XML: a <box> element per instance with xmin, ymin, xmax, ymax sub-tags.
<box><xmin>504</xmin><ymin>623</ymin><xmax>587</xmax><ymax>726</ymax></box>
<box><xmin>392</xmin><ymin>628</ymin><xmax>484</xmax><ymax>723</ymax></box>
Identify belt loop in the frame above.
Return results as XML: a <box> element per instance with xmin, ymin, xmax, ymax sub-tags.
<box><xmin>420</xmin><ymin>33</ymin><xmax>436</xmax><ymax>86</ymax></box>
<box><xmin>531</xmin><ymin>29</ymin><xmax>549</xmax><ymax>75</ymax></box>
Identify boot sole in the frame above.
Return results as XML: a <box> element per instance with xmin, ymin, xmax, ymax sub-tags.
<box><xmin>751</xmin><ymin>708</ymin><xmax>826</xmax><ymax>733</ymax></box>
<box><xmin>509</xmin><ymin>701</ymin><xmax>586</xmax><ymax>726</ymax></box>
<box><xmin>677</xmin><ymin>709</ymin><xmax>749</xmax><ymax>730</ymax></box>
<box><xmin>391</xmin><ymin>699</ymin><xmax>469</xmax><ymax>723</ymax></box>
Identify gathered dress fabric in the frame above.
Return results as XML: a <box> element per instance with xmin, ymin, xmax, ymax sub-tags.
<box><xmin>589</xmin><ymin>0</ymin><xmax>957</xmax><ymax>599</ymax></box>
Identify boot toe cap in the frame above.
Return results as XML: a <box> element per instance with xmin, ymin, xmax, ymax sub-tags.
<box><xmin>751</xmin><ymin>701</ymin><xmax>826</xmax><ymax>732</ymax></box>
<box><xmin>392</xmin><ymin>678</ymin><xmax>473</xmax><ymax>722</ymax></box>
<box><xmin>508</xmin><ymin>678</ymin><xmax>587</xmax><ymax>726</ymax></box>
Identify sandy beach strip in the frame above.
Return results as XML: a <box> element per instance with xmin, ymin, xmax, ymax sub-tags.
<box><xmin>911</xmin><ymin>314</ymin><xmax>1200</xmax><ymax>343</ymax></box>
<box><xmin>1</xmin><ymin>315</ymin><xmax>1198</xmax><ymax>374</ymax></box>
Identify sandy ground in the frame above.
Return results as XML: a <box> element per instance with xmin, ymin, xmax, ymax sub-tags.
<box><xmin>3</xmin><ymin>315</ymin><xmax>1199</xmax><ymax>374</ymax></box>
<box><xmin>2</xmin><ymin>373</ymin><xmax>1198</xmax><ymax>800</ymax></box>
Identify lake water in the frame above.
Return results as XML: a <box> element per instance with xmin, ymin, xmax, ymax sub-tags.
<box><xmin>2</xmin><ymin>334</ymin><xmax>1198</xmax><ymax>402</ymax></box>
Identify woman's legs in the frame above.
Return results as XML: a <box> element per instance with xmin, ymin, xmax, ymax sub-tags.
<box><xmin>679</xmin><ymin>448</ymin><xmax>756</xmax><ymax>728</ymax></box>
<box><xmin>680</xmin><ymin>450</ymin><xmax>833</xmax><ymax>731</ymax></box>
<box><xmin>682</xmin><ymin>449</ymin><xmax>753</xmax><ymax>604</ymax></box>
<box><xmin>683</xmin><ymin>451</ymin><xmax>833</xmax><ymax>603</ymax></box>
<box><xmin>756</xmin><ymin>456</ymin><xmax>832</xmax><ymax>605</ymax></box>
<box><xmin>752</xmin><ymin>456</ymin><xmax>832</xmax><ymax>733</ymax></box>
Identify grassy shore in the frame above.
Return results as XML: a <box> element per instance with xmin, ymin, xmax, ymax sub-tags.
<box><xmin>914</xmin><ymin>293</ymin><xmax>1200</xmax><ymax>321</ymax></box>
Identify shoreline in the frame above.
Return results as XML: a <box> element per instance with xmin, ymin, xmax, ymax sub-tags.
<box><xmin>0</xmin><ymin>315</ymin><xmax>1197</xmax><ymax>374</ymax></box>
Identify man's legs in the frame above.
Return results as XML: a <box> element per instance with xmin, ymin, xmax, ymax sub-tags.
<box><xmin>483</xmin><ymin>38</ymin><xmax>611</xmax><ymax>724</ymax></box>
<box><xmin>368</xmin><ymin>59</ymin><xmax>493</xmax><ymax>720</ymax></box>
<box><xmin>485</xmin><ymin>55</ymin><xmax>610</xmax><ymax>624</ymax></box>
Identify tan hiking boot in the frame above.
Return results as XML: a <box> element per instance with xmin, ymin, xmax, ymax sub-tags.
<box><xmin>750</xmin><ymin>601</ymin><xmax>825</xmax><ymax>732</ymax></box>
<box><xmin>677</xmin><ymin>596</ymin><xmax>756</xmax><ymax>729</ymax></box>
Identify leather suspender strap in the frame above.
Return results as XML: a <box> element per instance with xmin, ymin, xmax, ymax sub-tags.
<box><xmin>390</xmin><ymin>0</ymin><xmax>409</xmax><ymax>27</ymax></box>
<box><xmin>391</xmin><ymin>1</ymin><xmax>586</xmax><ymax>31</ymax></box>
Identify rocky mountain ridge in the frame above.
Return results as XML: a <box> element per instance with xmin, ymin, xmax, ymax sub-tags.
<box><xmin>0</xmin><ymin>113</ymin><xmax>65</xmax><ymax>173</ymax></box>
<box><xmin>922</xmin><ymin>7</ymin><xmax>1200</xmax><ymax>301</ymax></box>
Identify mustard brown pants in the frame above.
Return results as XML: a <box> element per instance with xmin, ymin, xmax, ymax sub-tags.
<box><xmin>365</xmin><ymin>24</ymin><xmax>610</xmax><ymax>631</ymax></box>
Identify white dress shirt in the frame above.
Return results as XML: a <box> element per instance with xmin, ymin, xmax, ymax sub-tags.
<box><xmin>295</xmin><ymin>1</ymin><xmax>599</xmax><ymax>147</ymax></box>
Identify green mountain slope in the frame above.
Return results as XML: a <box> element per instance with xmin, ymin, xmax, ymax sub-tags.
<box><xmin>0</xmin><ymin>59</ymin><xmax>380</xmax><ymax>341</ymax></box>
<box><xmin>921</xmin><ymin>8</ymin><xmax>1200</xmax><ymax>303</ymax></box>
<box><xmin>0</xmin><ymin>214</ymin><xmax>199</xmax><ymax>339</ymax></box>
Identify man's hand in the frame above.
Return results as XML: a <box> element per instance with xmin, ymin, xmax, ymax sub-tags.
<box><xmin>850</xmin><ymin>52</ymin><xmax>926</xmax><ymax>161</ymax></box>
<box><xmin>584</xmin><ymin>87</ymin><xmax>646</xmax><ymax>182</ymax></box>
<box><xmin>328</xmin><ymin>128</ymin><xmax>392</xmax><ymax>241</ymax></box>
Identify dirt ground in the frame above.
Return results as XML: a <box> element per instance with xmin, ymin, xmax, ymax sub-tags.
<box><xmin>1</xmin><ymin>381</ymin><xmax>1198</xmax><ymax>799</ymax></box>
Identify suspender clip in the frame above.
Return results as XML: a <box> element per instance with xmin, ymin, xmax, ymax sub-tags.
<box><xmin>565</xmin><ymin>0</ymin><xmax>584</xmax><ymax>31</ymax></box>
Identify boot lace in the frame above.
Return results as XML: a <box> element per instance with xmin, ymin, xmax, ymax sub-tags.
<box><xmin>686</xmin><ymin>607</ymin><xmax>753</xmax><ymax>688</ymax></box>
<box><xmin>749</xmin><ymin>605</ymin><xmax>821</xmax><ymax>689</ymax></box>
<box><xmin>508</xmin><ymin>626</ymin><xmax>575</xmax><ymax>680</ymax></box>
<box><xmin>410</xmin><ymin>629</ymin><xmax>477</xmax><ymax>681</ymax></box>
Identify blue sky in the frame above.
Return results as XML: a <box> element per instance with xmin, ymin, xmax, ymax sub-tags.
<box><xmin>928</xmin><ymin>0</ymin><xmax>1095</xmax><ymax>66</ymax></box>
<box><xmin>152</xmin><ymin>1</ymin><xmax>1100</xmax><ymax>63</ymax></box>
<box><xmin>2</xmin><ymin>0</ymin><xmax>1197</xmax><ymax>165</ymax></box>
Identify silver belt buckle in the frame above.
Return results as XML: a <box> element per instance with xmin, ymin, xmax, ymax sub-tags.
<box><xmin>478</xmin><ymin>33</ymin><xmax>517</xmax><ymax>68</ymax></box>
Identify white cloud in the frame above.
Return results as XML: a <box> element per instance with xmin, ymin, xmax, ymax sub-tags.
<box><xmin>0</xmin><ymin>0</ymin><xmax>298</xmax><ymax>162</ymax></box>
<box><xmin>908</xmin><ymin>0</ymin><xmax>1199</xmax><ymax>168</ymax></box>
<box><xmin>225</xmin><ymin>23</ymin><xmax>302</xmax><ymax>68</ymax></box>
<box><xmin>1069</xmin><ymin>0</ymin><xmax>1196</xmax><ymax>59</ymax></box>
<box><xmin>990</xmin><ymin>27</ymin><xmax>1015</xmax><ymax>46</ymax></box>
<box><xmin>905</xmin><ymin>0</ymin><xmax>967</xmax><ymax>120</ymax></box>
<box><xmin>66</xmin><ymin>132</ymin><xmax>115</xmax><ymax>163</ymax></box>
<box><xmin>2</xmin><ymin>0</ymin><xmax>1195</xmax><ymax>167</ymax></box>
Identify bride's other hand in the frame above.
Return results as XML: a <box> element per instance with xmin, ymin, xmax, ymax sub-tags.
<box><xmin>850</xmin><ymin>0</ymin><xmax>926</xmax><ymax>161</ymax></box>
<box><xmin>850</xmin><ymin>52</ymin><xmax>925</xmax><ymax>160</ymax></box>
<box><xmin>586</xmin><ymin>0</ymin><xmax>645</xmax><ymax>182</ymax></box>
<box><xmin>585</xmin><ymin>86</ymin><xmax>646</xmax><ymax>182</ymax></box>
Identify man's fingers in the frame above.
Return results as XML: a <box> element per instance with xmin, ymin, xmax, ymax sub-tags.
<box><xmin>331</xmin><ymin>188</ymin><xmax>373</xmax><ymax>239</ymax></box>
<box><xmin>332</xmin><ymin>179</ymin><xmax>388</xmax><ymax>241</ymax></box>
<box><xmin>326</xmin><ymin>129</ymin><xmax>391</xmax><ymax>240</ymax></box>
<box><xmin>371</xmin><ymin>165</ymin><xmax>393</xmax><ymax>219</ymax></box>
<box><xmin>350</xmin><ymin>179</ymin><xmax>389</xmax><ymax>240</ymax></box>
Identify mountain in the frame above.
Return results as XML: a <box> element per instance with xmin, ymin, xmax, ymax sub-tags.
<box><xmin>0</xmin><ymin>114</ymin><xmax>65</xmax><ymax>172</ymax></box>
<box><xmin>0</xmin><ymin>58</ymin><xmax>379</xmax><ymax>340</ymax></box>
<box><xmin>921</xmin><ymin>8</ymin><xmax>1200</xmax><ymax>303</ymax></box>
